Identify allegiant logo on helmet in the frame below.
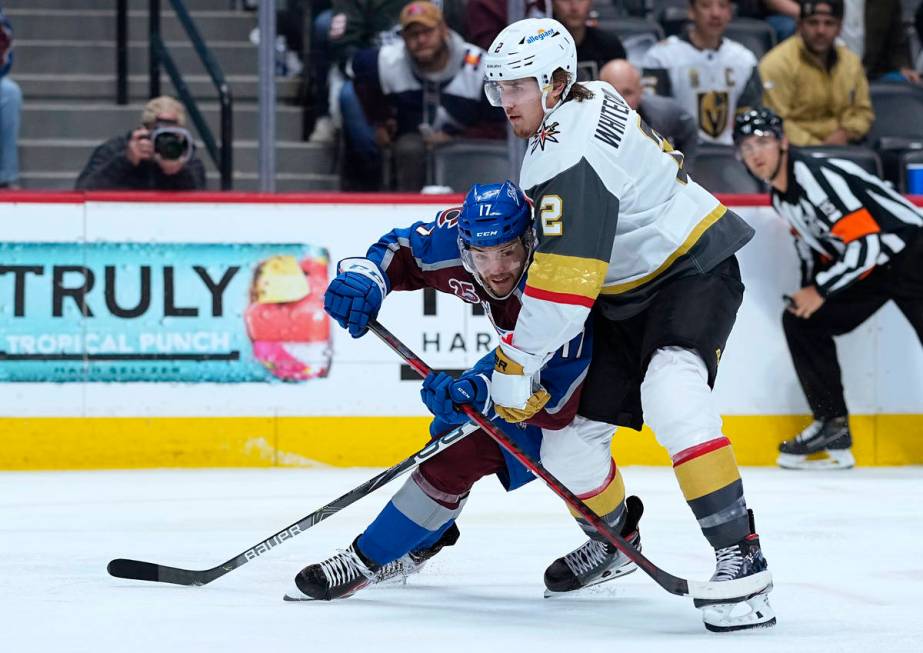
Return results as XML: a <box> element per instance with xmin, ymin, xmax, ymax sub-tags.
<box><xmin>526</xmin><ymin>29</ymin><xmax>556</xmax><ymax>44</ymax></box>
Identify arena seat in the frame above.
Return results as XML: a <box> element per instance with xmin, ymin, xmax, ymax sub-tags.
<box><xmin>596</xmin><ymin>16</ymin><xmax>666</xmax><ymax>42</ymax></box>
<box><xmin>691</xmin><ymin>144</ymin><xmax>765</xmax><ymax>194</ymax></box>
<box><xmin>868</xmin><ymin>82</ymin><xmax>923</xmax><ymax>147</ymax></box>
<box><xmin>801</xmin><ymin>146</ymin><xmax>883</xmax><ymax>178</ymax></box>
<box><xmin>867</xmin><ymin>82</ymin><xmax>923</xmax><ymax>185</ymax></box>
<box><xmin>725</xmin><ymin>18</ymin><xmax>777</xmax><ymax>59</ymax></box>
<box><xmin>432</xmin><ymin>140</ymin><xmax>512</xmax><ymax>193</ymax></box>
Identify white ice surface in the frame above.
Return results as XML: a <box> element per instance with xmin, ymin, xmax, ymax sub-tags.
<box><xmin>3</xmin><ymin>466</ymin><xmax>922</xmax><ymax>653</ymax></box>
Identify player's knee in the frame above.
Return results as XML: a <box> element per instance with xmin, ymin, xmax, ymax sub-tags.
<box><xmin>540</xmin><ymin>420</ymin><xmax>613</xmax><ymax>494</ymax></box>
<box><xmin>641</xmin><ymin>347</ymin><xmax>722</xmax><ymax>455</ymax></box>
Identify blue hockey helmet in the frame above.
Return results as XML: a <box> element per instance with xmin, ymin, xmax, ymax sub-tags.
<box><xmin>457</xmin><ymin>181</ymin><xmax>535</xmax><ymax>300</ymax></box>
<box><xmin>457</xmin><ymin>180</ymin><xmax>532</xmax><ymax>249</ymax></box>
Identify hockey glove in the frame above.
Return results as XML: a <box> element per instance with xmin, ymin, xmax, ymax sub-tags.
<box><xmin>421</xmin><ymin>371</ymin><xmax>491</xmax><ymax>425</ymax></box>
<box><xmin>492</xmin><ymin>347</ymin><xmax>550</xmax><ymax>423</ymax></box>
<box><xmin>494</xmin><ymin>387</ymin><xmax>550</xmax><ymax>423</ymax></box>
<box><xmin>323</xmin><ymin>271</ymin><xmax>383</xmax><ymax>338</ymax></box>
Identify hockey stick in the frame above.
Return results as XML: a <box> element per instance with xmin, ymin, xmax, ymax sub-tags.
<box><xmin>107</xmin><ymin>420</ymin><xmax>480</xmax><ymax>586</ymax></box>
<box><xmin>369</xmin><ymin>319</ymin><xmax>768</xmax><ymax>602</ymax></box>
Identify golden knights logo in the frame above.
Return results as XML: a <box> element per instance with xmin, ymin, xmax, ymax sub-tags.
<box><xmin>698</xmin><ymin>91</ymin><xmax>730</xmax><ymax>139</ymax></box>
<box><xmin>530</xmin><ymin>121</ymin><xmax>561</xmax><ymax>154</ymax></box>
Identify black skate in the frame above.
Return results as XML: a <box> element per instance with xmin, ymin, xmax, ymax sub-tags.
<box><xmin>777</xmin><ymin>417</ymin><xmax>854</xmax><ymax>470</ymax></box>
<box><xmin>543</xmin><ymin>495</ymin><xmax>643</xmax><ymax>597</ymax></box>
<box><xmin>284</xmin><ymin>524</ymin><xmax>460</xmax><ymax>601</ymax></box>
<box><xmin>284</xmin><ymin>537</ymin><xmax>377</xmax><ymax>601</ymax></box>
<box><xmin>693</xmin><ymin>511</ymin><xmax>775</xmax><ymax>632</ymax></box>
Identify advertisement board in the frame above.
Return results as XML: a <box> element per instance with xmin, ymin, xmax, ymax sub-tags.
<box><xmin>0</xmin><ymin>193</ymin><xmax>920</xmax><ymax>468</ymax></box>
<box><xmin>0</xmin><ymin>242</ymin><xmax>331</xmax><ymax>382</ymax></box>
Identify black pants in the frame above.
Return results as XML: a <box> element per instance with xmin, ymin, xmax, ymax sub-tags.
<box><xmin>579</xmin><ymin>255</ymin><xmax>745</xmax><ymax>430</ymax></box>
<box><xmin>783</xmin><ymin>232</ymin><xmax>923</xmax><ymax>420</ymax></box>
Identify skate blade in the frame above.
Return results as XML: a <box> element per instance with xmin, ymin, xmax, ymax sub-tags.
<box><xmin>283</xmin><ymin>580</ymin><xmax>321</xmax><ymax>601</ymax></box>
<box><xmin>777</xmin><ymin>449</ymin><xmax>855</xmax><ymax>470</ymax></box>
<box><xmin>543</xmin><ymin>562</ymin><xmax>638</xmax><ymax>598</ymax></box>
<box><xmin>702</xmin><ymin>592</ymin><xmax>776</xmax><ymax>632</ymax></box>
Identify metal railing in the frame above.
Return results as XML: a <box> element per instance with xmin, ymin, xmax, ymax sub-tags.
<box><xmin>116</xmin><ymin>0</ymin><xmax>234</xmax><ymax>190</ymax></box>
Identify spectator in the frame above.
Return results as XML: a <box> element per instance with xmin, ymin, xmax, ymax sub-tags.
<box><xmin>351</xmin><ymin>1</ymin><xmax>504</xmax><ymax>191</ymax></box>
<box><xmin>600</xmin><ymin>59</ymin><xmax>699</xmax><ymax>170</ymax></box>
<box><xmin>0</xmin><ymin>4</ymin><xmax>21</xmax><ymax>189</ymax></box>
<box><xmin>733</xmin><ymin>107</ymin><xmax>923</xmax><ymax>471</ymax></box>
<box><xmin>75</xmin><ymin>96</ymin><xmax>206</xmax><ymax>191</ymax></box>
<box><xmin>642</xmin><ymin>0</ymin><xmax>762</xmax><ymax>145</ymax></box>
<box><xmin>466</xmin><ymin>0</ymin><xmax>550</xmax><ymax>51</ymax></box>
<box><xmin>736</xmin><ymin>1</ymin><xmax>800</xmax><ymax>42</ymax></box>
<box><xmin>552</xmin><ymin>0</ymin><xmax>626</xmax><ymax>80</ymax></box>
<box><xmin>310</xmin><ymin>0</ymin><xmax>466</xmax><ymax>144</ymax></box>
<box><xmin>759</xmin><ymin>0</ymin><xmax>874</xmax><ymax>146</ymax></box>
<box><xmin>841</xmin><ymin>0</ymin><xmax>919</xmax><ymax>83</ymax></box>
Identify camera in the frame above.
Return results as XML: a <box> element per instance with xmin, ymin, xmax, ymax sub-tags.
<box><xmin>149</xmin><ymin>121</ymin><xmax>194</xmax><ymax>162</ymax></box>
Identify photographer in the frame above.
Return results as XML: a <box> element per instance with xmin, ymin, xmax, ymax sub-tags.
<box><xmin>1</xmin><ymin>4</ymin><xmax>22</xmax><ymax>189</ymax></box>
<box><xmin>76</xmin><ymin>96</ymin><xmax>206</xmax><ymax>191</ymax></box>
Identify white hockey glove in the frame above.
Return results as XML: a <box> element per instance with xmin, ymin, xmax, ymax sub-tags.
<box><xmin>491</xmin><ymin>346</ymin><xmax>550</xmax><ymax>423</ymax></box>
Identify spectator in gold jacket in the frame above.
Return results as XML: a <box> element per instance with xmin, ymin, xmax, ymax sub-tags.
<box><xmin>758</xmin><ymin>0</ymin><xmax>873</xmax><ymax>146</ymax></box>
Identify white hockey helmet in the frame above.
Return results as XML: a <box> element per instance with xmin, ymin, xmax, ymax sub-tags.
<box><xmin>483</xmin><ymin>18</ymin><xmax>577</xmax><ymax>114</ymax></box>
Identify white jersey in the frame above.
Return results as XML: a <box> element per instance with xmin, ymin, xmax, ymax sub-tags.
<box><xmin>504</xmin><ymin>81</ymin><xmax>754</xmax><ymax>372</ymax></box>
<box><xmin>642</xmin><ymin>35</ymin><xmax>761</xmax><ymax>145</ymax></box>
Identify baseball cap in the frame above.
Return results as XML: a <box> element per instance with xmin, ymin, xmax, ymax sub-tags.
<box><xmin>399</xmin><ymin>1</ymin><xmax>443</xmax><ymax>30</ymax></box>
<box><xmin>800</xmin><ymin>0</ymin><xmax>844</xmax><ymax>19</ymax></box>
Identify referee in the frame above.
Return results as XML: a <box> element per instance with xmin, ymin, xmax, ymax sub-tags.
<box><xmin>734</xmin><ymin>107</ymin><xmax>923</xmax><ymax>470</ymax></box>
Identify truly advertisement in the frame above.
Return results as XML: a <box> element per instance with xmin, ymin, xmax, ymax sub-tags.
<box><xmin>0</xmin><ymin>242</ymin><xmax>331</xmax><ymax>383</ymax></box>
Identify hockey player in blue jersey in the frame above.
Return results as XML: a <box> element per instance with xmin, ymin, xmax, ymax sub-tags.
<box><xmin>285</xmin><ymin>181</ymin><xmax>643</xmax><ymax>601</ymax></box>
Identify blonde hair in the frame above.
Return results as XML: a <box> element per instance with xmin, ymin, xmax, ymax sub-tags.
<box><xmin>141</xmin><ymin>96</ymin><xmax>187</xmax><ymax>127</ymax></box>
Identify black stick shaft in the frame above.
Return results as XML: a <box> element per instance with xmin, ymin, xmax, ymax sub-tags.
<box><xmin>107</xmin><ymin>420</ymin><xmax>478</xmax><ymax>586</ymax></box>
<box><xmin>368</xmin><ymin>320</ymin><xmax>691</xmax><ymax>597</ymax></box>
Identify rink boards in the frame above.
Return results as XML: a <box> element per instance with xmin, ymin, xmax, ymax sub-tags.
<box><xmin>1</xmin><ymin>192</ymin><xmax>921</xmax><ymax>469</ymax></box>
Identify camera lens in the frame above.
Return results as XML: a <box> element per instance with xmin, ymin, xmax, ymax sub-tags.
<box><xmin>154</xmin><ymin>132</ymin><xmax>187</xmax><ymax>161</ymax></box>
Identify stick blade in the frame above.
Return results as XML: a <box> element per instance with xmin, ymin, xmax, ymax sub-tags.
<box><xmin>107</xmin><ymin>558</ymin><xmax>206</xmax><ymax>586</ymax></box>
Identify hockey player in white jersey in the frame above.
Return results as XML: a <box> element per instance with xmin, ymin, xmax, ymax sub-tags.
<box><xmin>482</xmin><ymin>18</ymin><xmax>775</xmax><ymax>631</ymax></box>
<box><xmin>642</xmin><ymin>0</ymin><xmax>762</xmax><ymax>145</ymax></box>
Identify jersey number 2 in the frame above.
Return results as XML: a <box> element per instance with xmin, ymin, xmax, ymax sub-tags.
<box><xmin>540</xmin><ymin>195</ymin><xmax>563</xmax><ymax>237</ymax></box>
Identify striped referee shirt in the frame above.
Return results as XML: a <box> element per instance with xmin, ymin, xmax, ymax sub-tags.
<box><xmin>771</xmin><ymin>150</ymin><xmax>923</xmax><ymax>297</ymax></box>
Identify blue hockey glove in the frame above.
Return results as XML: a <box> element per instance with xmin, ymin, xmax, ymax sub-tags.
<box><xmin>323</xmin><ymin>271</ymin><xmax>383</xmax><ymax>338</ymax></box>
<box><xmin>421</xmin><ymin>371</ymin><xmax>491</xmax><ymax>425</ymax></box>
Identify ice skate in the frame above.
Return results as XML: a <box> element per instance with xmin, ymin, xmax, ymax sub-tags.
<box><xmin>543</xmin><ymin>495</ymin><xmax>643</xmax><ymax>597</ymax></box>
<box><xmin>777</xmin><ymin>417</ymin><xmax>854</xmax><ymax>470</ymax></box>
<box><xmin>284</xmin><ymin>524</ymin><xmax>460</xmax><ymax>601</ymax></box>
<box><xmin>375</xmin><ymin>523</ymin><xmax>461</xmax><ymax>585</ymax></box>
<box><xmin>284</xmin><ymin>537</ymin><xmax>377</xmax><ymax>601</ymax></box>
<box><xmin>693</xmin><ymin>511</ymin><xmax>775</xmax><ymax>632</ymax></box>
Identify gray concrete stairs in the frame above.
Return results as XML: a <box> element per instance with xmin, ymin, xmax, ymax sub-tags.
<box><xmin>4</xmin><ymin>0</ymin><xmax>339</xmax><ymax>191</ymax></box>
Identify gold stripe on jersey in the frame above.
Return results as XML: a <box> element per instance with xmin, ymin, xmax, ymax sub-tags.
<box><xmin>568</xmin><ymin>465</ymin><xmax>626</xmax><ymax>519</ymax></box>
<box><xmin>674</xmin><ymin>445</ymin><xmax>741</xmax><ymax>501</ymax></box>
<box><xmin>527</xmin><ymin>252</ymin><xmax>609</xmax><ymax>300</ymax></box>
<box><xmin>599</xmin><ymin>203</ymin><xmax>728</xmax><ymax>295</ymax></box>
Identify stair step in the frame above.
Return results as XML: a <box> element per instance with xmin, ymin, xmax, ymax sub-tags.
<box><xmin>15</xmin><ymin>40</ymin><xmax>265</xmax><ymax>77</ymax></box>
<box><xmin>4</xmin><ymin>9</ymin><xmax>256</xmax><ymax>42</ymax></box>
<box><xmin>20</xmin><ymin>102</ymin><xmax>306</xmax><ymax>141</ymax></box>
<box><xmin>14</xmin><ymin>73</ymin><xmax>302</xmax><ymax>102</ymax></box>
<box><xmin>3</xmin><ymin>0</ymin><xmax>240</xmax><ymax>11</ymax></box>
<box><xmin>18</xmin><ymin>170</ymin><xmax>341</xmax><ymax>193</ymax></box>
<box><xmin>18</xmin><ymin>139</ymin><xmax>337</xmax><ymax>175</ymax></box>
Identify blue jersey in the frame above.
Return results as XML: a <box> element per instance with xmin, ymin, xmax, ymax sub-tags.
<box><xmin>351</xmin><ymin>207</ymin><xmax>596</xmax><ymax>490</ymax></box>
